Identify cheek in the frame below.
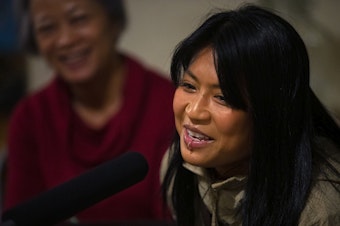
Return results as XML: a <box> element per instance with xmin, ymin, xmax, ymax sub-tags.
<box><xmin>173</xmin><ymin>89</ymin><xmax>186</xmax><ymax>130</ymax></box>
<box><xmin>35</xmin><ymin>37</ymin><xmax>51</xmax><ymax>55</ymax></box>
<box><xmin>173</xmin><ymin>90</ymin><xmax>183</xmax><ymax>116</ymax></box>
<box><xmin>217</xmin><ymin>112</ymin><xmax>250</xmax><ymax>135</ymax></box>
<box><xmin>217</xmin><ymin>112</ymin><xmax>253</xmax><ymax>149</ymax></box>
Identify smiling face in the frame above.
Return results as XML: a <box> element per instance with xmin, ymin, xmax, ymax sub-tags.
<box><xmin>30</xmin><ymin>0</ymin><xmax>120</xmax><ymax>83</ymax></box>
<box><xmin>173</xmin><ymin>47</ymin><xmax>253</xmax><ymax>177</ymax></box>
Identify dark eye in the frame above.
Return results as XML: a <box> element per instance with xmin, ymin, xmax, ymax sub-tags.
<box><xmin>179</xmin><ymin>81</ymin><xmax>196</xmax><ymax>92</ymax></box>
<box><xmin>71</xmin><ymin>15</ymin><xmax>88</xmax><ymax>25</ymax></box>
<box><xmin>35</xmin><ymin>24</ymin><xmax>55</xmax><ymax>35</ymax></box>
<box><xmin>215</xmin><ymin>94</ymin><xmax>230</xmax><ymax>106</ymax></box>
<box><xmin>215</xmin><ymin>95</ymin><xmax>225</xmax><ymax>101</ymax></box>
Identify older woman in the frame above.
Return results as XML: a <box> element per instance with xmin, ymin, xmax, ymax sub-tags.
<box><xmin>4</xmin><ymin>0</ymin><xmax>175</xmax><ymax>223</ymax></box>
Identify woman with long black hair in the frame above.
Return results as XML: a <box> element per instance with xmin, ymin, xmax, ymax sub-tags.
<box><xmin>162</xmin><ymin>4</ymin><xmax>340</xmax><ymax>226</ymax></box>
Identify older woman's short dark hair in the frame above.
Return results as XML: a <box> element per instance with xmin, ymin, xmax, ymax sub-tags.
<box><xmin>97</xmin><ymin>0</ymin><xmax>127</xmax><ymax>30</ymax></box>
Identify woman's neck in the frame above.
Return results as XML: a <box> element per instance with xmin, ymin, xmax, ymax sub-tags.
<box><xmin>70</xmin><ymin>55</ymin><xmax>126</xmax><ymax>129</ymax></box>
<box><xmin>212</xmin><ymin>158</ymin><xmax>249</xmax><ymax>181</ymax></box>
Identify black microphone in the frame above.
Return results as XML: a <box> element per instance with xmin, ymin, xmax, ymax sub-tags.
<box><xmin>1</xmin><ymin>151</ymin><xmax>149</xmax><ymax>226</ymax></box>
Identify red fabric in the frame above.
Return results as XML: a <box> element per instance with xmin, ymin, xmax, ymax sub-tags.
<box><xmin>4</xmin><ymin>55</ymin><xmax>175</xmax><ymax>222</ymax></box>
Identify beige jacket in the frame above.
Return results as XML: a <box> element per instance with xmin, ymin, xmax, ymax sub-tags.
<box><xmin>299</xmin><ymin>140</ymin><xmax>340</xmax><ymax>225</ymax></box>
<box><xmin>161</xmin><ymin>145</ymin><xmax>340</xmax><ymax>226</ymax></box>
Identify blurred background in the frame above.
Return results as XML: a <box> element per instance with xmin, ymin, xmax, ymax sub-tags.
<box><xmin>1</xmin><ymin>0</ymin><xmax>340</xmax><ymax>148</ymax></box>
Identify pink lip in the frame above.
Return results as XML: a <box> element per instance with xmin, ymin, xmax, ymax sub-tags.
<box><xmin>183</xmin><ymin>125</ymin><xmax>213</xmax><ymax>150</ymax></box>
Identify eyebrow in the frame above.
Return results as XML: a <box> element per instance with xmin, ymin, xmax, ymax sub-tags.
<box><xmin>65</xmin><ymin>3</ymin><xmax>82</xmax><ymax>15</ymax></box>
<box><xmin>185</xmin><ymin>69</ymin><xmax>198</xmax><ymax>82</ymax></box>
<box><xmin>185</xmin><ymin>69</ymin><xmax>221</xmax><ymax>89</ymax></box>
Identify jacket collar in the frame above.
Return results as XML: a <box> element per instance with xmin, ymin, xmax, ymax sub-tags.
<box><xmin>183</xmin><ymin>162</ymin><xmax>247</xmax><ymax>226</ymax></box>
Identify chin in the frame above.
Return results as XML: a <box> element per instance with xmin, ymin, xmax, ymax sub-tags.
<box><xmin>181</xmin><ymin>148</ymin><xmax>202</xmax><ymax>166</ymax></box>
<box><xmin>60</xmin><ymin>72</ymin><xmax>95</xmax><ymax>84</ymax></box>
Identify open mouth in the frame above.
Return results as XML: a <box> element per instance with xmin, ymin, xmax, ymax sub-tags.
<box><xmin>187</xmin><ymin>129</ymin><xmax>212</xmax><ymax>141</ymax></box>
<box><xmin>59</xmin><ymin>48</ymin><xmax>90</xmax><ymax>68</ymax></box>
<box><xmin>184</xmin><ymin>128</ymin><xmax>213</xmax><ymax>149</ymax></box>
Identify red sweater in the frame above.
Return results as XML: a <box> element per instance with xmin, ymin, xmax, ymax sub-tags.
<box><xmin>4</xmin><ymin>55</ymin><xmax>175</xmax><ymax>223</ymax></box>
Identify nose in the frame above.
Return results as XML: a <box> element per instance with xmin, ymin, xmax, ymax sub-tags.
<box><xmin>56</xmin><ymin>25</ymin><xmax>76</xmax><ymax>48</ymax></box>
<box><xmin>185</xmin><ymin>95</ymin><xmax>211</xmax><ymax>122</ymax></box>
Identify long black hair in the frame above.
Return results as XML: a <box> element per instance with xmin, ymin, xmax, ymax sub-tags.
<box><xmin>162</xmin><ymin>4</ymin><xmax>340</xmax><ymax>226</ymax></box>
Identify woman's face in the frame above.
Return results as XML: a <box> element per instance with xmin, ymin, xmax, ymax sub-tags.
<box><xmin>30</xmin><ymin>0</ymin><xmax>120</xmax><ymax>83</ymax></box>
<box><xmin>173</xmin><ymin>47</ymin><xmax>253</xmax><ymax>177</ymax></box>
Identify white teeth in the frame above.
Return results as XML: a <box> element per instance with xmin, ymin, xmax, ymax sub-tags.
<box><xmin>187</xmin><ymin>129</ymin><xmax>210</xmax><ymax>140</ymax></box>
<box><xmin>65</xmin><ymin>53</ymin><xmax>84</xmax><ymax>62</ymax></box>
<box><xmin>62</xmin><ymin>49</ymin><xmax>87</xmax><ymax>63</ymax></box>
